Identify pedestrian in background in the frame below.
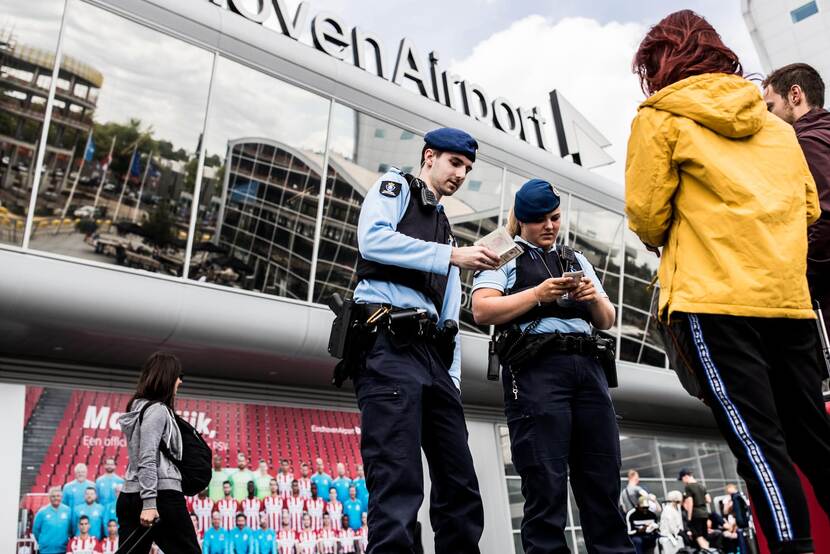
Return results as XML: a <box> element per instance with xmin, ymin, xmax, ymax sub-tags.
<box><xmin>626</xmin><ymin>10</ymin><xmax>830</xmax><ymax>554</ymax></box>
<box><xmin>116</xmin><ymin>352</ymin><xmax>201</xmax><ymax>553</ymax></box>
<box><xmin>763</xmin><ymin>63</ymin><xmax>830</xmax><ymax>337</ymax></box>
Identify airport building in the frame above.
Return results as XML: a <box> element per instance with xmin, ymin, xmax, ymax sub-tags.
<box><xmin>743</xmin><ymin>0</ymin><xmax>830</xmax><ymax>96</ymax></box>
<box><xmin>1</xmin><ymin>1</ymin><xmax>753</xmax><ymax>552</ymax></box>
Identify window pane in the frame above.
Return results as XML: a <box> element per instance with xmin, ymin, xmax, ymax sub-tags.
<box><xmin>450</xmin><ymin>158</ymin><xmax>503</xmax><ymax>333</ymax></box>
<box><xmin>0</xmin><ymin>0</ymin><xmax>64</xmax><ymax>246</ymax></box>
<box><xmin>191</xmin><ymin>56</ymin><xmax>330</xmax><ymax>299</ymax></box>
<box><xmin>27</xmin><ymin>0</ymin><xmax>212</xmax><ymax>277</ymax></box>
<box><xmin>659</xmin><ymin>440</ymin><xmax>697</xmax><ymax>482</ymax></box>
<box><xmin>791</xmin><ymin>1</ymin><xmax>818</xmax><ymax>22</ymax></box>
<box><xmin>311</xmin><ymin>103</ymin><xmax>420</xmax><ymax>305</ymax></box>
<box><xmin>507</xmin><ymin>478</ymin><xmax>524</xmax><ymax>528</ymax></box>
<box><xmin>619</xmin><ymin>435</ymin><xmax>661</xmax><ymax>479</ymax></box>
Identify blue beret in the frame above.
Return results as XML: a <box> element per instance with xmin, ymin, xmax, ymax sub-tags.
<box><xmin>514</xmin><ymin>179</ymin><xmax>561</xmax><ymax>222</ymax></box>
<box><xmin>424</xmin><ymin>128</ymin><xmax>478</xmax><ymax>162</ymax></box>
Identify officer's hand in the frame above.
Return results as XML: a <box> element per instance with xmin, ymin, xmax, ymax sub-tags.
<box><xmin>140</xmin><ymin>508</ymin><xmax>159</xmax><ymax>527</ymax></box>
<box><xmin>450</xmin><ymin>245</ymin><xmax>500</xmax><ymax>270</ymax></box>
<box><xmin>534</xmin><ymin>277</ymin><xmax>578</xmax><ymax>303</ymax></box>
<box><xmin>571</xmin><ymin>277</ymin><xmax>600</xmax><ymax>304</ymax></box>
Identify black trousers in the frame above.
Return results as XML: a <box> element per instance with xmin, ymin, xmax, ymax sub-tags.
<box><xmin>503</xmin><ymin>351</ymin><xmax>634</xmax><ymax>554</ymax></box>
<box><xmin>115</xmin><ymin>490</ymin><xmax>200</xmax><ymax>554</ymax></box>
<box><xmin>355</xmin><ymin>331</ymin><xmax>484</xmax><ymax>554</ymax></box>
<box><xmin>680</xmin><ymin>313</ymin><xmax>830</xmax><ymax>554</ymax></box>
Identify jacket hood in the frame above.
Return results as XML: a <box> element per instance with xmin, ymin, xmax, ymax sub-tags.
<box><xmin>641</xmin><ymin>73</ymin><xmax>767</xmax><ymax>138</ymax></box>
<box><xmin>118</xmin><ymin>398</ymin><xmax>181</xmax><ymax>459</ymax></box>
<box><xmin>117</xmin><ymin>398</ymin><xmax>148</xmax><ymax>442</ymax></box>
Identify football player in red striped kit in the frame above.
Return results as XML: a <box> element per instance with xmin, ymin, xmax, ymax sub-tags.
<box><xmin>338</xmin><ymin>514</ymin><xmax>357</xmax><ymax>553</ymax></box>
<box><xmin>98</xmin><ymin>520</ymin><xmax>119</xmax><ymax>554</ymax></box>
<box><xmin>214</xmin><ymin>481</ymin><xmax>238</xmax><ymax>530</ymax></box>
<box><xmin>263</xmin><ymin>478</ymin><xmax>283</xmax><ymax>531</ymax></box>
<box><xmin>297</xmin><ymin>463</ymin><xmax>312</xmax><ymax>499</ymax></box>
<box><xmin>276</xmin><ymin>460</ymin><xmax>293</xmax><ymax>499</ymax></box>
<box><xmin>276</xmin><ymin>511</ymin><xmax>297</xmax><ymax>554</ymax></box>
<box><xmin>285</xmin><ymin>480</ymin><xmax>306</xmax><ymax>531</ymax></box>
<box><xmin>191</xmin><ymin>489</ymin><xmax>214</xmax><ymax>535</ymax></box>
<box><xmin>306</xmin><ymin>482</ymin><xmax>325</xmax><ymax>531</ymax></box>
<box><xmin>66</xmin><ymin>516</ymin><xmax>97</xmax><ymax>554</ymax></box>
<box><xmin>297</xmin><ymin>513</ymin><xmax>317</xmax><ymax>554</ymax></box>
<box><xmin>317</xmin><ymin>513</ymin><xmax>337</xmax><ymax>554</ymax></box>
<box><xmin>325</xmin><ymin>487</ymin><xmax>342</xmax><ymax>528</ymax></box>
<box><xmin>241</xmin><ymin>481</ymin><xmax>263</xmax><ymax>529</ymax></box>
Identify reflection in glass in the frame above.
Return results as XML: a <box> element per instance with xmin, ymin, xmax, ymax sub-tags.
<box><xmin>506</xmin><ymin>478</ymin><xmax>523</xmax><ymax>528</ymax></box>
<box><xmin>0</xmin><ymin>0</ymin><xmax>64</xmax><ymax>245</ymax></box>
<box><xmin>191</xmin><ymin>56</ymin><xmax>330</xmax><ymax>300</ymax></box>
<box><xmin>621</xmin><ymin>228</ymin><xmax>667</xmax><ymax>367</ymax></box>
<box><xmin>26</xmin><ymin>0</ymin><xmax>212</xmax><ymax>277</ymax></box>
<box><xmin>659</xmin><ymin>440</ymin><xmax>697</xmax><ymax>482</ymax></box>
<box><xmin>619</xmin><ymin>436</ymin><xmax>661</xmax><ymax>479</ymax></box>
<box><xmin>449</xmin><ymin>158</ymin><xmax>502</xmax><ymax>333</ymax></box>
<box><xmin>566</xmin><ymin>196</ymin><xmax>623</xmax><ymax>344</ymax></box>
<box><xmin>312</xmin><ymin>104</ymin><xmax>422</xmax><ymax>304</ymax></box>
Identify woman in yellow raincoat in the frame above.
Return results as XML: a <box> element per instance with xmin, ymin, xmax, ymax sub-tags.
<box><xmin>625</xmin><ymin>10</ymin><xmax>828</xmax><ymax>554</ymax></box>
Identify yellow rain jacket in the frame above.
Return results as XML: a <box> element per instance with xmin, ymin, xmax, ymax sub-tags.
<box><xmin>625</xmin><ymin>73</ymin><xmax>820</xmax><ymax>319</ymax></box>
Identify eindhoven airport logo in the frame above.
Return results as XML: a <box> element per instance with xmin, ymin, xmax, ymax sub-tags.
<box><xmin>207</xmin><ymin>0</ymin><xmax>553</xmax><ymax>153</ymax></box>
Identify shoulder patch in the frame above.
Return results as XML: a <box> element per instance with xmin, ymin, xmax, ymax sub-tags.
<box><xmin>379</xmin><ymin>180</ymin><xmax>401</xmax><ymax>198</ymax></box>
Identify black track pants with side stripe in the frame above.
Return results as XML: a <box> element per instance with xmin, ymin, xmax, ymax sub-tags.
<box><xmin>678</xmin><ymin>313</ymin><xmax>830</xmax><ymax>554</ymax></box>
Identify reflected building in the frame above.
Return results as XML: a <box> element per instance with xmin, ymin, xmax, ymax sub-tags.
<box><xmin>0</xmin><ymin>29</ymin><xmax>101</xmax><ymax>217</ymax></box>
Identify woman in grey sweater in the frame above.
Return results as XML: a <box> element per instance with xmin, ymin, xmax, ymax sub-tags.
<box><xmin>116</xmin><ymin>352</ymin><xmax>200</xmax><ymax>553</ymax></box>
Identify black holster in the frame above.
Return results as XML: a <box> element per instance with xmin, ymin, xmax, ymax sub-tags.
<box><xmin>491</xmin><ymin>327</ymin><xmax>619</xmax><ymax>388</ymax></box>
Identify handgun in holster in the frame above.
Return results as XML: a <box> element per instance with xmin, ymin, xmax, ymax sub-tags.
<box><xmin>328</xmin><ymin>293</ymin><xmax>357</xmax><ymax>388</ymax></box>
<box><xmin>815</xmin><ymin>301</ymin><xmax>830</xmax><ymax>381</ymax></box>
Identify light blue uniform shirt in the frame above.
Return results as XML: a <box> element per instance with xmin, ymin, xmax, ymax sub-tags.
<box><xmin>310</xmin><ymin>473</ymin><xmax>332</xmax><ymax>497</ymax></box>
<box><xmin>230</xmin><ymin>527</ymin><xmax>254</xmax><ymax>554</ymax></box>
<box><xmin>32</xmin><ymin>503</ymin><xmax>71</xmax><ymax>554</ymax></box>
<box><xmin>62</xmin><ymin>479</ymin><xmax>95</xmax><ymax>509</ymax></box>
<box><xmin>472</xmin><ymin>236</ymin><xmax>607</xmax><ymax>335</ymax></box>
<box><xmin>95</xmin><ymin>474</ymin><xmax>124</xmax><ymax>507</ymax></box>
<box><xmin>253</xmin><ymin>528</ymin><xmax>276</xmax><ymax>554</ymax></box>
<box><xmin>354</xmin><ymin>170</ymin><xmax>462</xmax><ymax>388</ymax></box>
<box><xmin>343</xmin><ymin>499</ymin><xmax>363</xmax><ymax>530</ymax></box>
<box><xmin>72</xmin><ymin>501</ymin><xmax>105</xmax><ymax>539</ymax></box>
<box><xmin>203</xmin><ymin>527</ymin><xmax>231</xmax><ymax>554</ymax></box>
<box><xmin>332</xmin><ymin>477</ymin><xmax>352</xmax><ymax>504</ymax></box>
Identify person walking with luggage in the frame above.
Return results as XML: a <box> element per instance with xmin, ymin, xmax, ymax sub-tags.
<box><xmin>626</xmin><ymin>10</ymin><xmax>830</xmax><ymax>554</ymax></box>
<box><xmin>116</xmin><ymin>352</ymin><xmax>201</xmax><ymax>553</ymax></box>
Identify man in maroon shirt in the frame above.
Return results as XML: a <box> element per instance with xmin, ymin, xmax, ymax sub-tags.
<box><xmin>764</xmin><ymin>63</ymin><xmax>830</xmax><ymax>334</ymax></box>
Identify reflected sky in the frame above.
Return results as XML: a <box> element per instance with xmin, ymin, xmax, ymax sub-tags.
<box><xmin>61</xmin><ymin>0</ymin><xmax>212</xmax><ymax>154</ymax></box>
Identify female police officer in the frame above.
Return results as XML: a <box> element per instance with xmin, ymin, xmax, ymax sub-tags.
<box><xmin>471</xmin><ymin>179</ymin><xmax>633</xmax><ymax>554</ymax></box>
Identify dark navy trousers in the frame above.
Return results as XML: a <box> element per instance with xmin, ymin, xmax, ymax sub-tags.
<box><xmin>503</xmin><ymin>351</ymin><xmax>634</xmax><ymax>554</ymax></box>
<box><xmin>355</xmin><ymin>331</ymin><xmax>484</xmax><ymax>554</ymax></box>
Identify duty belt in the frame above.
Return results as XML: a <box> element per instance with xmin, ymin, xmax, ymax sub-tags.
<box><xmin>352</xmin><ymin>303</ymin><xmax>440</xmax><ymax>339</ymax></box>
<box><xmin>528</xmin><ymin>332</ymin><xmax>606</xmax><ymax>357</ymax></box>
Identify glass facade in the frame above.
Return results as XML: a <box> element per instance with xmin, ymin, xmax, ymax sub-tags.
<box><xmin>0</xmin><ymin>0</ymin><xmax>64</xmax><ymax>245</ymax></box>
<box><xmin>1</xmin><ymin>0</ymin><xmax>665</xmax><ymax>366</ymax></box>
<box><xmin>500</xmin><ymin>425</ymin><xmax>745</xmax><ymax>553</ymax></box>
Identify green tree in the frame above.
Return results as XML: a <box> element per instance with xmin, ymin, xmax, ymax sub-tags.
<box><xmin>143</xmin><ymin>200</ymin><xmax>174</xmax><ymax>247</ymax></box>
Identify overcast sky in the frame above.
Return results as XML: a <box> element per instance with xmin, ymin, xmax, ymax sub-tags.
<box><xmin>3</xmin><ymin>0</ymin><xmax>764</xmax><ymax>186</ymax></box>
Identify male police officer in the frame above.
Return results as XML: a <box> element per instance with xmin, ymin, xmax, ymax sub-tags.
<box><xmin>352</xmin><ymin>128</ymin><xmax>498</xmax><ymax>553</ymax></box>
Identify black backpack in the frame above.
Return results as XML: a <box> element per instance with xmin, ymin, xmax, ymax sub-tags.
<box><xmin>138</xmin><ymin>401</ymin><xmax>212</xmax><ymax>496</ymax></box>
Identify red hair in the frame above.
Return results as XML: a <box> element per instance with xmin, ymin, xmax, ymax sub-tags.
<box><xmin>633</xmin><ymin>10</ymin><xmax>742</xmax><ymax>96</ymax></box>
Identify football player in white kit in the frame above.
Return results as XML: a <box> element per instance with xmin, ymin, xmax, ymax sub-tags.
<box><xmin>276</xmin><ymin>511</ymin><xmax>297</xmax><ymax>554</ymax></box>
<box><xmin>191</xmin><ymin>489</ymin><xmax>214</xmax><ymax>534</ymax></box>
<box><xmin>215</xmin><ymin>481</ymin><xmax>239</xmax><ymax>530</ymax></box>
<box><xmin>276</xmin><ymin>460</ymin><xmax>293</xmax><ymax>499</ymax></box>
<box><xmin>285</xmin><ymin>480</ymin><xmax>306</xmax><ymax>531</ymax></box>
<box><xmin>264</xmin><ymin>478</ymin><xmax>283</xmax><ymax>531</ymax></box>
<box><xmin>241</xmin><ymin>481</ymin><xmax>263</xmax><ymax>529</ymax></box>
<box><xmin>338</xmin><ymin>514</ymin><xmax>357</xmax><ymax>554</ymax></box>
<box><xmin>305</xmin><ymin>483</ymin><xmax>325</xmax><ymax>531</ymax></box>
<box><xmin>297</xmin><ymin>513</ymin><xmax>317</xmax><ymax>554</ymax></box>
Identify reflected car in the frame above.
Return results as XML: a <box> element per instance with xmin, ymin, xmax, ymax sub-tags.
<box><xmin>73</xmin><ymin>206</ymin><xmax>97</xmax><ymax>218</ymax></box>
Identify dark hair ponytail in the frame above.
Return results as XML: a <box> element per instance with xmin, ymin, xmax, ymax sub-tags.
<box><xmin>127</xmin><ymin>351</ymin><xmax>182</xmax><ymax>411</ymax></box>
